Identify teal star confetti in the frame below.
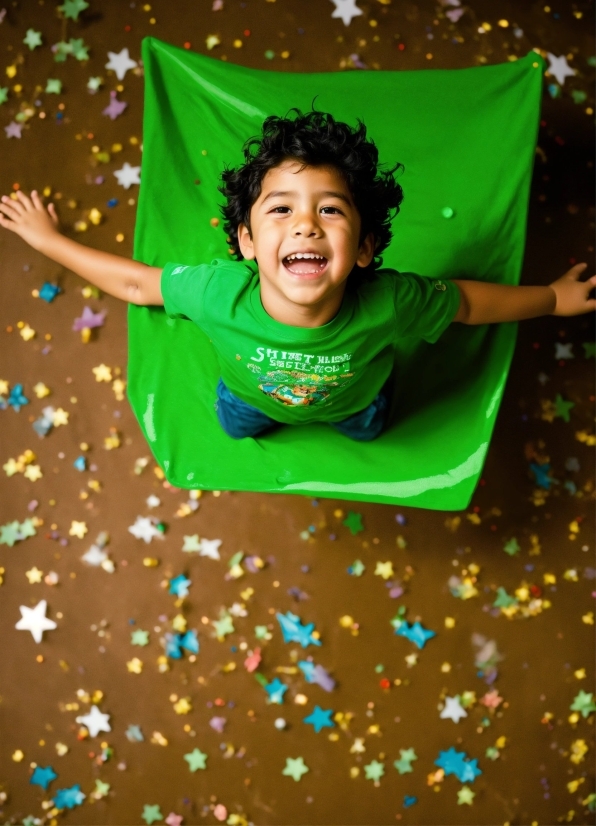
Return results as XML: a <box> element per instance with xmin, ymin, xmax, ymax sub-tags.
<box><xmin>58</xmin><ymin>0</ymin><xmax>89</xmax><ymax>20</ymax></box>
<box><xmin>169</xmin><ymin>574</ymin><xmax>191</xmax><ymax>598</ymax></box>
<box><xmin>30</xmin><ymin>765</ymin><xmax>57</xmax><ymax>789</ymax></box>
<box><xmin>45</xmin><ymin>79</ymin><xmax>63</xmax><ymax>94</ymax></box>
<box><xmin>553</xmin><ymin>393</ymin><xmax>575</xmax><ymax>423</ymax></box>
<box><xmin>131</xmin><ymin>629</ymin><xmax>149</xmax><ymax>646</ymax></box>
<box><xmin>394</xmin><ymin>620</ymin><xmax>436</xmax><ymax>649</ymax></box>
<box><xmin>583</xmin><ymin>342</ymin><xmax>595</xmax><ymax>358</ymax></box>
<box><xmin>282</xmin><ymin>756</ymin><xmax>309</xmax><ymax>781</ymax></box>
<box><xmin>570</xmin><ymin>690</ymin><xmax>596</xmax><ymax>718</ymax></box>
<box><xmin>23</xmin><ymin>29</ymin><xmax>43</xmax><ymax>50</ymax></box>
<box><xmin>503</xmin><ymin>537</ymin><xmax>520</xmax><ymax>556</ymax></box>
<box><xmin>303</xmin><ymin>705</ymin><xmax>335</xmax><ymax>733</ymax></box>
<box><xmin>0</xmin><ymin>87</ymin><xmax>8</xmax><ymax>104</ymax></box>
<box><xmin>342</xmin><ymin>511</ymin><xmax>364</xmax><ymax>535</ymax></box>
<box><xmin>530</xmin><ymin>462</ymin><xmax>559</xmax><ymax>490</ymax></box>
<box><xmin>276</xmin><ymin>611</ymin><xmax>322</xmax><ymax>648</ymax></box>
<box><xmin>493</xmin><ymin>587</ymin><xmax>517</xmax><ymax>609</ymax></box>
<box><xmin>347</xmin><ymin>559</ymin><xmax>365</xmax><ymax>576</ymax></box>
<box><xmin>393</xmin><ymin>747</ymin><xmax>418</xmax><ymax>774</ymax></box>
<box><xmin>364</xmin><ymin>759</ymin><xmax>385</xmax><ymax>781</ymax></box>
<box><xmin>212</xmin><ymin>613</ymin><xmax>234</xmax><ymax>639</ymax></box>
<box><xmin>54</xmin><ymin>784</ymin><xmax>86</xmax><ymax>809</ymax></box>
<box><xmin>184</xmin><ymin>748</ymin><xmax>208</xmax><ymax>771</ymax></box>
<box><xmin>18</xmin><ymin>518</ymin><xmax>37</xmax><ymax>539</ymax></box>
<box><xmin>435</xmin><ymin>748</ymin><xmax>482</xmax><ymax>783</ymax></box>
<box><xmin>264</xmin><ymin>677</ymin><xmax>288</xmax><ymax>704</ymax></box>
<box><xmin>141</xmin><ymin>804</ymin><xmax>164</xmax><ymax>824</ymax></box>
<box><xmin>125</xmin><ymin>724</ymin><xmax>144</xmax><ymax>742</ymax></box>
<box><xmin>0</xmin><ymin>521</ymin><xmax>22</xmax><ymax>547</ymax></box>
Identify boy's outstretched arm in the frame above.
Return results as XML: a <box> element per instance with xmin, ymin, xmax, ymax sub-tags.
<box><xmin>0</xmin><ymin>189</ymin><xmax>163</xmax><ymax>305</ymax></box>
<box><xmin>453</xmin><ymin>263</ymin><xmax>596</xmax><ymax>324</ymax></box>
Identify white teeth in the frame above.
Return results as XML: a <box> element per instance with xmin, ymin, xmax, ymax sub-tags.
<box><xmin>286</xmin><ymin>253</ymin><xmax>325</xmax><ymax>261</ymax></box>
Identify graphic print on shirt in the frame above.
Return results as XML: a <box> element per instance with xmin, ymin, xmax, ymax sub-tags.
<box><xmin>246</xmin><ymin>346</ymin><xmax>355</xmax><ymax>407</ymax></box>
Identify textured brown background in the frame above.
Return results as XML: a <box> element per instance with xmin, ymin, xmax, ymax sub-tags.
<box><xmin>0</xmin><ymin>0</ymin><xmax>595</xmax><ymax>824</ymax></box>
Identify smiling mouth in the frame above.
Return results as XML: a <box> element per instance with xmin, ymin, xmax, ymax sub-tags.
<box><xmin>282</xmin><ymin>257</ymin><xmax>329</xmax><ymax>277</ymax></box>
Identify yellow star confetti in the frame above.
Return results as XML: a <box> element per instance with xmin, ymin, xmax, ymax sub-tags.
<box><xmin>567</xmin><ymin>778</ymin><xmax>585</xmax><ymax>794</ymax></box>
<box><xmin>206</xmin><ymin>34</ymin><xmax>221</xmax><ymax>49</ymax></box>
<box><xmin>444</xmin><ymin>616</ymin><xmax>456</xmax><ymax>628</ymax></box>
<box><xmin>52</xmin><ymin>408</ymin><xmax>69</xmax><ymax>426</ymax></box>
<box><xmin>172</xmin><ymin>614</ymin><xmax>187</xmax><ymax>633</ymax></box>
<box><xmin>150</xmin><ymin>731</ymin><xmax>168</xmax><ymax>746</ymax></box>
<box><xmin>405</xmin><ymin>653</ymin><xmax>418</xmax><ymax>667</ymax></box>
<box><xmin>127</xmin><ymin>658</ymin><xmax>143</xmax><ymax>674</ymax></box>
<box><xmin>0</xmin><ymin>379</ymin><xmax>9</xmax><ymax>395</ymax></box>
<box><xmin>92</xmin><ymin>364</ymin><xmax>112</xmax><ymax>382</ymax></box>
<box><xmin>19</xmin><ymin>323</ymin><xmax>36</xmax><ymax>341</ymax></box>
<box><xmin>25</xmin><ymin>567</ymin><xmax>43</xmax><ymax>584</ymax></box>
<box><xmin>350</xmin><ymin>737</ymin><xmax>365</xmax><ymax>754</ymax></box>
<box><xmin>570</xmin><ymin>739</ymin><xmax>588</xmax><ymax>765</ymax></box>
<box><xmin>582</xmin><ymin>612</ymin><xmax>594</xmax><ymax>625</ymax></box>
<box><xmin>12</xmin><ymin>750</ymin><xmax>24</xmax><ymax>762</ymax></box>
<box><xmin>33</xmin><ymin>382</ymin><xmax>51</xmax><ymax>398</ymax></box>
<box><xmin>69</xmin><ymin>520</ymin><xmax>88</xmax><ymax>539</ymax></box>
<box><xmin>173</xmin><ymin>697</ymin><xmax>192</xmax><ymax>714</ymax></box>
<box><xmin>23</xmin><ymin>464</ymin><xmax>42</xmax><ymax>481</ymax></box>
<box><xmin>112</xmin><ymin>378</ymin><xmax>126</xmax><ymax>401</ymax></box>
<box><xmin>55</xmin><ymin>742</ymin><xmax>69</xmax><ymax>756</ymax></box>
<box><xmin>3</xmin><ymin>458</ymin><xmax>21</xmax><ymax>476</ymax></box>
<box><xmin>104</xmin><ymin>428</ymin><xmax>121</xmax><ymax>449</ymax></box>
<box><xmin>374</xmin><ymin>561</ymin><xmax>394</xmax><ymax>580</ymax></box>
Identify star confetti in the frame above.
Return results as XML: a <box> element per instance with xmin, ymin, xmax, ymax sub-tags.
<box><xmin>282</xmin><ymin>756</ymin><xmax>309</xmax><ymax>781</ymax></box>
<box><xmin>15</xmin><ymin>599</ymin><xmax>57</xmax><ymax>642</ymax></box>
<box><xmin>277</xmin><ymin>611</ymin><xmax>322</xmax><ymax>648</ymax></box>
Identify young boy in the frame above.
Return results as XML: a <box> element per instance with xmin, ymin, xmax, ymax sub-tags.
<box><xmin>1</xmin><ymin>109</ymin><xmax>594</xmax><ymax>441</ymax></box>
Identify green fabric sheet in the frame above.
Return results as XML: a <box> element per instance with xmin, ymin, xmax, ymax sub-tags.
<box><xmin>127</xmin><ymin>36</ymin><xmax>546</xmax><ymax>510</ymax></box>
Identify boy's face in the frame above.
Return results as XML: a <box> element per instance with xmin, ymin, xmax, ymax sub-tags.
<box><xmin>237</xmin><ymin>159</ymin><xmax>375</xmax><ymax>316</ymax></box>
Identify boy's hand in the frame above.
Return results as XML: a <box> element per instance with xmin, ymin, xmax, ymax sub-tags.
<box><xmin>0</xmin><ymin>189</ymin><xmax>60</xmax><ymax>251</ymax></box>
<box><xmin>549</xmin><ymin>263</ymin><xmax>596</xmax><ymax>316</ymax></box>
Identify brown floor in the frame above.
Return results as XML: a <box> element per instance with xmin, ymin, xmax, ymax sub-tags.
<box><xmin>0</xmin><ymin>1</ymin><xmax>595</xmax><ymax>824</ymax></box>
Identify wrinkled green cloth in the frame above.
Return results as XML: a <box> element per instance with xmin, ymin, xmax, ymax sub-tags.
<box><xmin>128</xmin><ymin>37</ymin><xmax>546</xmax><ymax>509</ymax></box>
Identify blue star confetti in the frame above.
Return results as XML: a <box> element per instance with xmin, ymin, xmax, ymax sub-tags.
<box><xmin>435</xmin><ymin>747</ymin><xmax>482</xmax><ymax>783</ymax></box>
<box><xmin>53</xmin><ymin>784</ymin><xmax>86</xmax><ymax>809</ymax></box>
<box><xmin>169</xmin><ymin>574</ymin><xmax>191</xmax><ymax>598</ymax></box>
<box><xmin>303</xmin><ymin>705</ymin><xmax>335</xmax><ymax>733</ymax></box>
<box><xmin>30</xmin><ymin>764</ymin><xmax>57</xmax><ymax>789</ymax></box>
<box><xmin>264</xmin><ymin>677</ymin><xmax>288</xmax><ymax>704</ymax></box>
<box><xmin>394</xmin><ymin>619</ymin><xmax>436</xmax><ymax>649</ymax></box>
<box><xmin>276</xmin><ymin>611</ymin><xmax>322</xmax><ymax>648</ymax></box>
<box><xmin>38</xmin><ymin>282</ymin><xmax>61</xmax><ymax>302</ymax></box>
<box><xmin>7</xmin><ymin>383</ymin><xmax>29</xmax><ymax>411</ymax></box>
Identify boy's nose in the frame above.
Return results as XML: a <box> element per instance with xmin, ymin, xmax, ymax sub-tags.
<box><xmin>292</xmin><ymin>219</ymin><xmax>320</xmax><ymax>234</ymax></box>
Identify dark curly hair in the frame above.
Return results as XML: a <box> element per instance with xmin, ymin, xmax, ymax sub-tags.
<box><xmin>217</xmin><ymin>105</ymin><xmax>405</xmax><ymax>292</ymax></box>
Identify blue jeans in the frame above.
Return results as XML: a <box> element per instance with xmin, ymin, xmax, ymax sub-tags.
<box><xmin>214</xmin><ymin>377</ymin><xmax>392</xmax><ymax>441</ymax></box>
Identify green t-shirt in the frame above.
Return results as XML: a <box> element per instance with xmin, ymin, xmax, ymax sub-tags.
<box><xmin>160</xmin><ymin>259</ymin><xmax>460</xmax><ymax>424</ymax></box>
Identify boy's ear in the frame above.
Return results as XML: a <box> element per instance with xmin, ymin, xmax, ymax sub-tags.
<box><xmin>356</xmin><ymin>231</ymin><xmax>376</xmax><ymax>268</ymax></box>
<box><xmin>237</xmin><ymin>223</ymin><xmax>255</xmax><ymax>260</ymax></box>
